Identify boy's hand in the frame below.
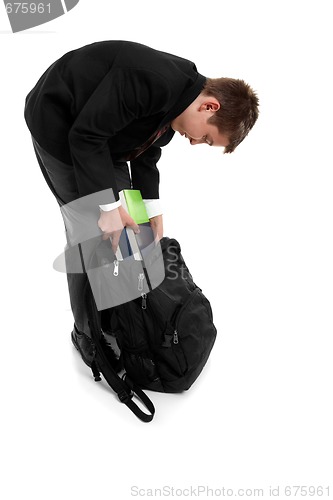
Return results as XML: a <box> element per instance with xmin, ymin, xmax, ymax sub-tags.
<box><xmin>150</xmin><ymin>214</ymin><xmax>163</xmax><ymax>242</ymax></box>
<box><xmin>98</xmin><ymin>206</ymin><xmax>140</xmax><ymax>253</ymax></box>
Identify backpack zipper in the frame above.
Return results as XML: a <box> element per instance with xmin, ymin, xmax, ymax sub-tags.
<box><xmin>172</xmin><ymin>288</ymin><xmax>201</xmax><ymax>344</ymax></box>
<box><xmin>138</xmin><ymin>272</ymin><xmax>144</xmax><ymax>291</ymax></box>
<box><xmin>113</xmin><ymin>259</ymin><xmax>119</xmax><ymax>276</ymax></box>
<box><xmin>141</xmin><ymin>293</ymin><xmax>147</xmax><ymax>310</ymax></box>
<box><xmin>173</xmin><ymin>330</ymin><xmax>179</xmax><ymax>344</ymax></box>
<box><xmin>137</xmin><ymin>272</ymin><xmax>147</xmax><ymax>309</ymax></box>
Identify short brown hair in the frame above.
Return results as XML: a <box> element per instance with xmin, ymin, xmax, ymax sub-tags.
<box><xmin>203</xmin><ymin>78</ymin><xmax>259</xmax><ymax>153</ymax></box>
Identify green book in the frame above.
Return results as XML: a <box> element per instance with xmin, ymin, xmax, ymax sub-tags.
<box><xmin>119</xmin><ymin>189</ymin><xmax>149</xmax><ymax>224</ymax></box>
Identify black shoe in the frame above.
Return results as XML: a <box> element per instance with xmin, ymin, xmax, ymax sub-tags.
<box><xmin>71</xmin><ymin>325</ymin><xmax>95</xmax><ymax>367</ymax></box>
<box><xmin>71</xmin><ymin>325</ymin><xmax>123</xmax><ymax>373</ymax></box>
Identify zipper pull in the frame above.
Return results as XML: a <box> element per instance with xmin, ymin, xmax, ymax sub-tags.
<box><xmin>173</xmin><ymin>330</ymin><xmax>179</xmax><ymax>344</ymax></box>
<box><xmin>138</xmin><ymin>272</ymin><xmax>144</xmax><ymax>291</ymax></box>
<box><xmin>113</xmin><ymin>259</ymin><xmax>119</xmax><ymax>276</ymax></box>
<box><xmin>141</xmin><ymin>293</ymin><xmax>147</xmax><ymax>310</ymax></box>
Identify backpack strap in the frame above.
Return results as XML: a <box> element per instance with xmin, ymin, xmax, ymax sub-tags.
<box><xmin>92</xmin><ymin>334</ymin><xmax>155</xmax><ymax>422</ymax></box>
<box><xmin>85</xmin><ymin>286</ymin><xmax>155</xmax><ymax>423</ymax></box>
<box><xmin>122</xmin><ymin>374</ymin><xmax>155</xmax><ymax>422</ymax></box>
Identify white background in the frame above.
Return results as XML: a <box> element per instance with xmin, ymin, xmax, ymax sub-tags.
<box><xmin>1</xmin><ymin>1</ymin><xmax>332</xmax><ymax>499</ymax></box>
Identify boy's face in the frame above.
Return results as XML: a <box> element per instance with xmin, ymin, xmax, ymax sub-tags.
<box><xmin>171</xmin><ymin>96</ymin><xmax>230</xmax><ymax>149</ymax></box>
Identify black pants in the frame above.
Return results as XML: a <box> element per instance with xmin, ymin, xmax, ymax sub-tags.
<box><xmin>32</xmin><ymin>138</ymin><xmax>132</xmax><ymax>335</ymax></box>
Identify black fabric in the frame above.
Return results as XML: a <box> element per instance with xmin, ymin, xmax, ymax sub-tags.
<box><xmin>32</xmin><ymin>138</ymin><xmax>132</xmax><ymax>205</ymax></box>
<box><xmin>24</xmin><ymin>40</ymin><xmax>206</xmax><ymax>200</ymax></box>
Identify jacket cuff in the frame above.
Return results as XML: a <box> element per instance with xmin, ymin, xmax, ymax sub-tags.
<box><xmin>143</xmin><ymin>199</ymin><xmax>163</xmax><ymax>218</ymax></box>
<box><xmin>99</xmin><ymin>200</ymin><xmax>122</xmax><ymax>211</ymax></box>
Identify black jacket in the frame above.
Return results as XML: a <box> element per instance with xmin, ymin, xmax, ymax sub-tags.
<box><xmin>24</xmin><ymin>40</ymin><xmax>206</xmax><ymax>202</ymax></box>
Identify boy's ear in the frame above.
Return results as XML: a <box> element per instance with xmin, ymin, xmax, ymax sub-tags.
<box><xmin>199</xmin><ymin>97</ymin><xmax>220</xmax><ymax>113</ymax></box>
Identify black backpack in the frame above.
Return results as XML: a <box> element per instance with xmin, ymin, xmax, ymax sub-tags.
<box><xmin>78</xmin><ymin>237</ymin><xmax>217</xmax><ymax>422</ymax></box>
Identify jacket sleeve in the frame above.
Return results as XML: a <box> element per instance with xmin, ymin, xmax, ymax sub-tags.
<box><xmin>68</xmin><ymin>68</ymin><xmax>138</xmax><ymax>202</ymax></box>
<box><xmin>130</xmin><ymin>145</ymin><xmax>162</xmax><ymax>200</ymax></box>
